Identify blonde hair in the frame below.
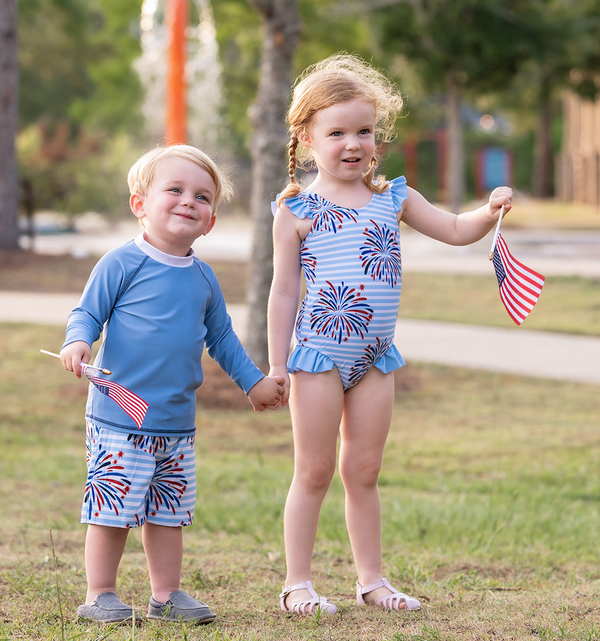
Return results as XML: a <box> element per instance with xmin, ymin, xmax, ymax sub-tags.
<box><xmin>128</xmin><ymin>144</ymin><xmax>233</xmax><ymax>210</ymax></box>
<box><xmin>279</xmin><ymin>53</ymin><xmax>403</xmax><ymax>205</ymax></box>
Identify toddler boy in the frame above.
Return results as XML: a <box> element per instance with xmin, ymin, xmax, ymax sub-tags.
<box><xmin>60</xmin><ymin>145</ymin><xmax>283</xmax><ymax>624</ymax></box>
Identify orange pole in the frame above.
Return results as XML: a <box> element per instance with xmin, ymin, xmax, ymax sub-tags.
<box><xmin>166</xmin><ymin>0</ymin><xmax>188</xmax><ymax>145</ymax></box>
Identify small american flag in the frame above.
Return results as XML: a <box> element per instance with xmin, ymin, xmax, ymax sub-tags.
<box><xmin>492</xmin><ymin>233</ymin><xmax>545</xmax><ymax>326</ymax></box>
<box><xmin>81</xmin><ymin>364</ymin><xmax>148</xmax><ymax>429</ymax></box>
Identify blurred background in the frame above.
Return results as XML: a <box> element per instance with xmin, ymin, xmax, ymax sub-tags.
<box><xmin>2</xmin><ymin>0</ymin><xmax>600</xmax><ymax>229</ymax></box>
<box><xmin>1</xmin><ymin>0</ymin><xmax>600</xmax><ymax>367</ymax></box>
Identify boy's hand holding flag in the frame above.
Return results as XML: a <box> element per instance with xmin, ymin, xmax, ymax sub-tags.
<box><xmin>41</xmin><ymin>349</ymin><xmax>148</xmax><ymax>428</ymax></box>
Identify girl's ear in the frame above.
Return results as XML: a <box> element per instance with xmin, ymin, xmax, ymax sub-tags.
<box><xmin>130</xmin><ymin>193</ymin><xmax>145</xmax><ymax>220</ymax></box>
<box><xmin>298</xmin><ymin>127</ymin><xmax>313</xmax><ymax>149</ymax></box>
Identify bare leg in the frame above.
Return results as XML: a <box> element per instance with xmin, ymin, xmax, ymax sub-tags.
<box><xmin>282</xmin><ymin>370</ymin><xmax>344</xmax><ymax>608</ymax></box>
<box><xmin>84</xmin><ymin>524</ymin><xmax>129</xmax><ymax>604</ymax></box>
<box><xmin>339</xmin><ymin>368</ymin><xmax>399</xmax><ymax>604</ymax></box>
<box><xmin>142</xmin><ymin>523</ymin><xmax>183</xmax><ymax>603</ymax></box>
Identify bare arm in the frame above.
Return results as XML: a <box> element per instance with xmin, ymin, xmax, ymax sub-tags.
<box><xmin>267</xmin><ymin>204</ymin><xmax>303</xmax><ymax>406</ymax></box>
<box><xmin>400</xmin><ymin>186</ymin><xmax>513</xmax><ymax>246</ymax></box>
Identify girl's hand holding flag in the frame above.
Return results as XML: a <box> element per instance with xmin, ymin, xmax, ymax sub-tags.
<box><xmin>487</xmin><ymin>197</ymin><xmax>546</xmax><ymax>326</ymax></box>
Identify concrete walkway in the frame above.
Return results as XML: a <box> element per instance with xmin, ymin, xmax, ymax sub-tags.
<box><xmin>4</xmin><ymin>217</ymin><xmax>600</xmax><ymax>385</ymax></box>
<box><xmin>2</xmin><ymin>293</ymin><xmax>599</xmax><ymax>386</ymax></box>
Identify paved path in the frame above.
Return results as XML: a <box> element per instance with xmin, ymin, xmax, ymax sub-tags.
<box><xmin>22</xmin><ymin>217</ymin><xmax>600</xmax><ymax>277</ymax></box>
<box><xmin>3</xmin><ymin>293</ymin><xmax>599</xmax><ymax>386</ymax></box>
<box><xmin>4</xmin><ymin>217</ymin><xmax>600</xmax><ymax>385</ymax></box>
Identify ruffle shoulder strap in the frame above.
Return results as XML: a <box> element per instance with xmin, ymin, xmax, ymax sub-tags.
<box><xmin>388</xmin><ymin>176</ymin><xmax>408</xmax><ymax>212</ymax></box>
<box><xmin>271</xmin><ymin>193</ymin><xmax>312</xmax><ymax>219</ymax></box>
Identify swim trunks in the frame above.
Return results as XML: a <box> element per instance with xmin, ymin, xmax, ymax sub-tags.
<box><xmin>82</xmin><ymin>421</ymin><xmax>197</xmax><ymax>528</ymax></box>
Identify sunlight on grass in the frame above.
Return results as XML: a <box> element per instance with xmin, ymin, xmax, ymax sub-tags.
<box><xmin>400</xmin><ymin>273</ymin><xmax>600</xmax><ymax>335</ymax></box>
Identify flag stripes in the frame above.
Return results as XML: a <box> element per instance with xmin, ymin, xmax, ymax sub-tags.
<box><xmin>81</xmin><ymin>364</ymin><xmax>148</xmax><ymax>428</ymax></box>
<box><xmin>492</xmin><ymin>233</ymin><xmax>545</xmax><ymax>326</ymax></box>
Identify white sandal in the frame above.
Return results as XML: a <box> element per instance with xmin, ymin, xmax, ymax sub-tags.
<box><xmin>356</xmin><ymin>577</ymin><xmax>421</xmax><ymax>611</ymax></box>
<box><xmin>279</xmin><ymin>581</ymin><xmax>338</xmax><ymax>614</ymax></box>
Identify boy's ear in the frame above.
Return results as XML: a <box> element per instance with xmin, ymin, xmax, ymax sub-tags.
<box><xmin>203</xmin><ymin>214</ymin><xmax>217</xmax><ymax>236</ymax></box>
<box><xmin>130</xmin><ymin>193</ymin><xmax>145</xmax><ymax>220</ymax></box>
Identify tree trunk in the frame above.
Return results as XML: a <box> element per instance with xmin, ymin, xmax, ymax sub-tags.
<box><xmin>0</xmin><ymin>0</ymin><xmax>19</xmax><ymax>251</ymax></box>
<box><xmin>532</xmin><ymin>87</ymin><xmax>554</xmax><ymax>198</ymax></box>
<box><xmin>445</xmin><ymin>70</ymin><xmax>464</xmax><ymax>213</ymax></box>
<box><xmin>245</xmin><ymin>0</ymin><xmax>300</xmax><ymax>368</ymax></box>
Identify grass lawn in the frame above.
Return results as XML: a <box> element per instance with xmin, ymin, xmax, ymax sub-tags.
<box><xmin>1</xmin><ymin>323</ymin><xmax>599</xmax><ymax>640</ymax></box>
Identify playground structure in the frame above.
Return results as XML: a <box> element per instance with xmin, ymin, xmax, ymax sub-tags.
<box><xmin>384</xmin><ymin>130</ymin><xmax>513</xmax><ymax>205</ymax></box>
<box><xmin>556</xmin><ymin>91</ymin><xmax>600</xmax><ymax>207</ymax></box>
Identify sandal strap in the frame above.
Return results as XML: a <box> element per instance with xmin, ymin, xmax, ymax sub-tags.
<box><xmin>357</xmin><ymin>577</ymin><xmax>421</xmax><ymax>611</ymax></box>
<box><xmin>358</xmin><ymin>577</ymin><xmax>390</xmax><ymax>595</ymax></box>
<box><xmin>279</xmin><ymin>580</ymin><xmax>317</xmax><ymax>599</ymax></box>
<box><xmin>279</xmin><ymin>581</ymin><xmax>337</xmax><ymax>614</ymax></box>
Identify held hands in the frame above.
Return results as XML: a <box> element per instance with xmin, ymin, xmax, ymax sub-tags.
<box><xmin>60</xmin><ymin>341</ymin><xmax>92</xmax><ymax>379</ymax></box>
<box><xmin>248</xmin><ymin>374</ymin><xmax>286</xmax><ymax>411</ymax></box>
<box><xmin>268</xmin><ymin>365</ymin><xmax>290</xmax><ymax>408</ymax></box>
<box><xmin>488</xmin><ymin>186</ymin><xmax>513</xmax><ymax>220</ymax></box>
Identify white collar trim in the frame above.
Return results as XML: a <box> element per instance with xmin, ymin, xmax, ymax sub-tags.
<box><xmin>135</xmin><ymin>233</ymin><xmax>194</xmax><ymax>267</ymax></box>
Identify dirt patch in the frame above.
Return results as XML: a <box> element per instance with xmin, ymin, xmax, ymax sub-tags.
<box><xmin>0</xmin><ymin>251</ymin><xmax>99</xmax><ymax>293</ymax></box>
<box><xmin>0</xmin><ymin>250</ymin><xmax>248</xmax><ymax>303</ymax></box>
<box><xmin>196</xmin><ymin>355</ymin><xmax>256</xmax><ymax>411</ymax></box>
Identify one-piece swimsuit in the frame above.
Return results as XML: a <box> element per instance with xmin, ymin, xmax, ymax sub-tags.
<box><xmin>276</xmin><ymin>176</ymin><xmax>407</xmax><ymax>390</ymax></box>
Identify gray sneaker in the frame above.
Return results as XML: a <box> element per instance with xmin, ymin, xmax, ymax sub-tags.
<box><xmin>147</xmin><ymin>590</ymin><xmax>216</xmax><ymax>623</ymax></box>
<box><xmin>77</xmin><ymin>592</ymin><xmax>139</xmax><ymax>623</ymax></box>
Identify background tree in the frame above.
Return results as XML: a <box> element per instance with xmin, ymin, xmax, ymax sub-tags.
<box><xmin>516</xmin><ymin>0</ymin><xmax>600</xmax><ymax>197</ymax></box>
<box><xmin>0</xmin><ymin>0</ymin><xmax>19</xmax><ymax>251</ymax></box>
<box><xmin>375</xmin><ymin>0</ymin><xmax>535</xmax><ymax>211</ymax></box>
<box><xmin>244</xmin><ymin>0</ymin><xmax>301</xmax><ymax>368</ymax></box>
<box><xmin>17</xmin><ymin>0</ymin><xmax>142</xmax><ymax>221</ymax></box>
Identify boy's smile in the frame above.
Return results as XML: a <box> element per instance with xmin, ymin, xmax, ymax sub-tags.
<box><xmin>130</xmin><ymin>157</ymin><xmax>217</xmax><ymax>257</ymax></box>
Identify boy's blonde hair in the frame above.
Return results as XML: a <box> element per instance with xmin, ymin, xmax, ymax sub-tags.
<box><xmin>279</xmin><ymin>54</ymin><xmax>403</xmax><ymax>205</ymax></box>
<box><xmin>128</xmin><ymin>144</ymin><xmax>233</xmax><ymax>209</ymax></box>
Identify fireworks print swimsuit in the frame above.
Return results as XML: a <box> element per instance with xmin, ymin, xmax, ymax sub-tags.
<box><xmin>278</xmin><ymin>176</ymin><xmax>407</xmax><ymax>391</ymax></box>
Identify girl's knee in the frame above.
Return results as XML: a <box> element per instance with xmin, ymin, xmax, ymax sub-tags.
<box><xmin>294</xmin><ymin>458</ymin><xmax>336</xmax><ymax>494</ymax></box>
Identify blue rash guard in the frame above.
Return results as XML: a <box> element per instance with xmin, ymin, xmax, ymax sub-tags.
<box><xmin>63</xmin><ymin>234</ymin><xmax>264</xmax><ymax>437</ymax></box>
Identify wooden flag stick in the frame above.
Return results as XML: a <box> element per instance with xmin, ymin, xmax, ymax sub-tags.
<box><xmin>488</xmin><ymin>204</ymin><xmax>505</xmax><ymax>261</ymax></box>
<box><xmin>40</xmin><ymin>349</ymin><xmax>112</xmax><ymax>375</ymax></box>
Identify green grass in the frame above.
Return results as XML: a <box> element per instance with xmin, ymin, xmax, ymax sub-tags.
<box><xmin>400</xmin><ymin>272</ymin><xmax>600</xmax><ymax>336</ymax></box>
<box><xmin>1</xmin><ymin>323</ymin><xmax>600</xmax><ymax>639</ymax></box>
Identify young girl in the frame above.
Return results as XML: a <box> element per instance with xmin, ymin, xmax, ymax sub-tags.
<box><xmin>268</xmin><ymin>54</ymin><xmax>513</xmax><ymax>615</ymax></box>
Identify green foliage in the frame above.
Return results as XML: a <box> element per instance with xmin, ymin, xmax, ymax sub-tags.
<box><xmin>17</xmin><ymin>127</ymin><xmax>139</xmax><ymax>218</ymax></box>
<box><xmin>17</xmin><ymin>0</ymin><xmax>144</xmax><ymax>217</ymax></box>
<box><xmin>214</xmin><ymin>0</ymin><xmax>377</xmax><ymax>157</ymax></box>
<box><xmin>19</xmin><ymin>0</ymin><xmax>142</xmax><ymax>132</ymax></box>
